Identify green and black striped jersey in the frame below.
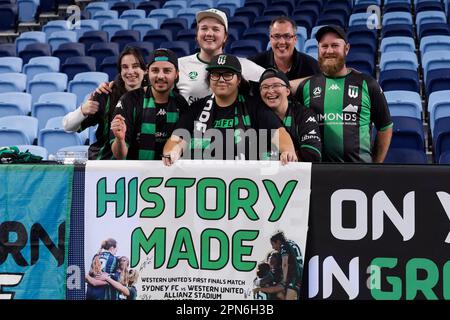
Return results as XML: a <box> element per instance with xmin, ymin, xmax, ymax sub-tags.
<box><xmin>296</xmin><ymin>70</ymin><xmax>393</xmax><ymax>162</ymax></box>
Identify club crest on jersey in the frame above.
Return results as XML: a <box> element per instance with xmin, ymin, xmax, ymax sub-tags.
<box><xmin>217</xmin><ymin>55</ymin><xmax>227</xmax><ymax>65</ymax></box>
<box><xmin>348</xmin><ymin>85</ymin><xmax>359</xmax><ymax>98</ymax></box>
<box><xmin>313</xmin><ymin>86</ymin><xmax>321</xmax><ymax>97</ymax></box>
<box><xmin>188</xmin><ymin>71</ymin><xmax>198</xmax><ymax>80</ymax></box>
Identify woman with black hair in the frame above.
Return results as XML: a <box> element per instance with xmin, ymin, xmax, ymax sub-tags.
<box><xmin>63</xmin><ymin>47</ymin><xmax>147</xmax><ymax>160</ymax></box>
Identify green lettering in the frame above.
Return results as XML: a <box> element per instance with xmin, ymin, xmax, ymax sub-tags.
<box><xmin>167</xmin><ymin>228</ymin><xmax>199</xmax><ymax>269</ymax></box>
<box><xmin>370</xmin><ymin>257</ymin><xmax>402</xmax><ymax>300</ymax></box>
<box><xmin>263</xmin><ymin>180</ymin><xmax>298</xmax><ymax>222</ymax></box>
<box><xmin>197</xmin><ymin>178</ymin><xmax>226</xmax><ymax>220</ymax></box>
<box><xmin>200</xmin><ymin>229</ymin><xmax>229</xmax><ymax>270</ymax></box>
<box><xmin>128</xmin><ymin>177</ymin><xmax>137</xmax><ymax>217</ymax></box>
<box><xmin>165</xmin><ymin>178</ymin><xmax>196</xmax><ymax>218</ymax></box>
<box><xmin>444</xmin><ymin>261</ymin><xmax>450</xmax><ymax>300</ymax></box>
<box><xmin>96</xmin><ymin>177</ymin><xmax>125</xmax><ymax>217</ymax></box>
<box><xmin>130</xmin><ymin>227</ymin><xmax>165</xmax><ymax>268</ymax></box>
<box><xmin>229</xmin><ymin>179</ymin><xmax>259</xmax><ymax>220</ymax></box>
<box><xmin>140</xmin><ymin>177</ymin><xmax>165</xmax><ymax>218</ymax></box>
<box><xmin>406</xmin><ymin>258</ymin><xmax>438</xmax><ymax>300</ymax></box>
<box><xmin>232</xmin><ymin>230</ymin><xmax>258</xmax><ymax>272</ymax></box>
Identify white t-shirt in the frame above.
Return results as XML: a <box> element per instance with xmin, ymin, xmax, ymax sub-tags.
<box><xmin>177</xmin><ymin>53</ymin><xmax>266</xmax><ymax>105</ymax></box>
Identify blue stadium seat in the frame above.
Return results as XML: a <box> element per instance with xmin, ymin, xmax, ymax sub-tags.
<box><xmin>159</xmin><ymin>41</ymin><xmax>191</xmax><ymax>57</ymax></box>
<box><xmin>416</xmin><ymin>11</ymin><xmax>447</xmax><ymax>36</ymax></box>
<box><xmin>380</xmin><ymin>36</ymin><xmax>415</xmax><ymax>53</ymax></box>
<box><xmin>42</xmin><ymin>20</ymin><xmax>69</xmax><ymax>39</ymax></box>
<box><xmin>53</xmin><ymin>42</ymin><xmax>85</xmax><ymax>65</ymax></box>
<box><xmin>217</xmin><ymin>0</ymin><xmax>241</xmax><ymax>16</ymax></box>
<box><xmin>38</xmin><ymin>116</ymin><xmax>83</xmax><ymax>155</ymax></box>
<box><xmin>433</xmin><ymin>116</ymin><xmax>450</xmax><ymax>161</ymax></box>
<box><xmin>110</xmin><ymin>29</ymin><xmax>140</xmax><ymax>52</ymax></box>
<box><xmin>419</xmin><ymin>22</ymin><xmax>450</xmax><ymax>39</ymax></box>
<box><xmin>304</xmin><ymin>38</ymin><xmax>318</xmax><ymax>56</ymax></box>
<box><xmin>79</xmin><ymin>30</ymin><xmax>108</xmax><ymax>52</ymax></box>
<box><xmin>61</xmin><ymin>56</ymin><xmax>96</xmax><ymax>81</ymax></box>
<box><xmin>124</xmin><ymin>42</ymin><xmax>154</xmax><ymax>61</ymax></box>
<box><xmin>291</xmin><ymin>13</ymin><xmax>315</xmax><ymax>34</ymax></box>
<box><xmin>0</xmin><ymin>43</ymin><xmax>16</xmax><ymax>57</ymax></box>
<box><xmin>189</xmin><ymin>0</ymin><xmax>214</xmax><ymax>11</ymax></box>
<box><xmin>420</xmin><ymin>35</ymin><xmax>450</xmax><ymax>54</ymax></box>
<box><xmin>100</xmin><ymin>19</ymin><xmax>128</xmax><ymax>40</ymax></box>
<box><xmin>271</xmin><ymin>0</ymin><xmax>295</xmax><ymax>13</ymax></box>
<box><xmin>429</xmin><ymin>90</ymin><xmax>450</xmax><ymax>135</ymax></box>
<box><xmin>23</xmin><ymin>56</ymin><xmax>60</xmax><ymax>87</ymax></box>
<box><xmin>75</xmin><ymin>19</ymin><xmax>100</xmax><ymax>39</ymax></box>
<box><xmin>382</xmin><ymin>12</ymin><xmax>412</xmax><ymax>26</ymax></box>
<box><xmin>176</xmin><ymin>8</ymin><xmax>199</xmax><ymax>28</ymax></box>
<box><xmin>143</xmin><ymin>29</ymin><xmax>173</xmax><ymax>48</ymax></box>
<box><xmin>0</xmin><ymin>4</ymin><xmax>18</xmax><ymax>31</ymax></box>
<box><xmin>385</xmin><ymin>148</ymin><xmax>428</xmax><ymax>164</ymax></box>
<box><xmin>416</xmin><ymin>1</ymin><xmax>444</xmax><ymax>13</ymax></box>
<box><xmin>391</xmin><ymin>116</ymin><xmax>425</xmax><ymax>150</ymax></box>
<box><xmin>136</xmin><ymin>0</ymin><xmax>160</xmax><ymax>15</ymax></box>
<box><xmin>163</xmin><ymin>0</ymin><xmax>187</xmax><ymax>13</ymax></box>
<box><xmin>15</xmin><ymin>31</ymin><xmax>46</xmax><ymax>53</ymax></box>
<box><xmin>111</xmin><ymin>1</ymin><xmax>135</xmax><ymax>15</ymax></box>
<box><xmin>0</xmin><ymin>115</ymin><xmax>38</xmax><ymax>145</ymax></box>
<box><xmin>32</xmin><ymin>92</ymin><xmax>77</xmax><ymax>131</ymax></box>
<box><xmin>131</xmin><ymin>18</ymin><xmax>158</xmax><ymax>40</ymax></box>
<box><xmin>48</xmin><ymin>30</ymin><xmax>77</xmax><ymax>52</ymax></box>
<box><xmin>379</xmin><ymin>51</ymin><xmax>418</xmax><ymax>72</ymax></box>
<box><xmin>317</xmin><ymin>12</ymin><xmax>347</xmax><ymax>28</ymax></box>
<box><xmin>347</xmin><ymin>52</ymin><xmax>375</xmax><ymax>76</ymax></box>
<box><xmin>243</xmin><ymin>28</ymin><xmax>270</xmax><ymax>50</ymax></box>
<box><xmin>16</xmin><ymin>144</ymin><xmax>48</xmax><ymax>159</ymax></box>
<box><xmin>425</xmin><ymin>68</ymin><xmax>450</xmax><ymax>97</ymax></box>
<box><xmin>228</xmin><ymin>16</ymin><xmax>251</xmax><ymax>37</ymax></box>
<box><xmin>19</xmin><ymin>43</ymin><xmax>51</xmax><ymax>64</ymax></box>
<box><xmin>68</xmin><ymin>71</ymin><xmax>109</xmax><ymax>105</ymax></box>
<box><xmin>381</xmin><ymin>24</ymin><xmax>414</xmax><ymax>38</ymax></box>
<box><xmin>176</xmin><ymin>29</ymin><xmax>197</xmax><ymax>53</ymax></box>
<box><xmin>148</xmin><ymin>8</ymin><xmax>175</xmax><ymax>26</ymax></box>
<box><xmin>160</xmin><ymin>18</ymin><xmax>188</xmax><ymax>40</ymax></box>
<box><xmin>422</xmin><ymin>51</ymin><xmax>450</xmax><ymax>83</ymax></box>
<box><xmin>0</xmin><ymin>92</ymin><xmax>31</xmax><ymax>117</ymax></box>
<box><xmin>439</xmin><ymin>151</ymin><xmax>450</xmax><ymax>164</ymax></box>
<box><xmin>17</xmin><ymin>0</ymin><xmax>38</xmax><ymax>23</ymax></box>
<box><xmin>349</xmin><ymin>12</ymin><xmax>373</xmax><ymax>27</ymax></box>
<box><xmin>0</xmin><ymin>72</ymin><xmax>26</xmax><ymax>93</ymax></box>
<box><xmin>92</xmin><ymin>10</ymin><xmax>119</xmax><ymax>26</ymax></box>
<box><xmin>384</xmin><ymin>90</ymin><xmax>422</xmax><ymax>119</ymax></box>
<box><xmin>384</xmin><ymin>2</ymin><xmax>411</xmax><ymax>14</ymax></box>
<box><xmin>88</xmin><ymin>42</ymin><xmax>120</xmax><ymax>70</ymax></box>
<box><xmin>252</xmin><ymin>16</ymin><xmax>275</xmax><ymax>30</ymax></box>
<box><xmin>85</xmin><ymin>2</ymin><xmax>110</xmax><ymax>18</ymax></box>
<box><xmin>0</xmin><ymin>57</ymin><xmax>22</xmax><ymax>73</ymax></box>
<box><xmin>120</xmin><ymin>9</ymin><xmax>146</xmax><ymax>27</ymax></box>
<box><xmin>244</xmin><ymin>0</ymin><xmax>267</xmax><ymax>14</ymax></box>
<box><xmin>99</xmin><ymin>56</ymin><xmax>118</xmax><ymax>81</ymax></box>
<box><xmin>27</xmin><ymin>72</ymin><xmax>67</xmax><ymax>105</ymax></box>
<box><xmin>230</xmin><ymin>40</ymin><xmax>263</xmax><ymax>58</ymax></box>
<box><xmin>379</xmin><ymin>69</ymin><xmax>420</xmax><ymax>93</ymax></box>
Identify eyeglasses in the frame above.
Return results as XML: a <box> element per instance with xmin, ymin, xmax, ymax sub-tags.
<box><xmin>210</xmin><ymin>72</ymin><xmax>235</xmax><ymax>81</ymax></box>
<box><xmin>270</xmin><ymin>33</ymin><xmax>296</xmax><ymax>41</ymax></box>
<box><xmin>260</xmin><ymin>83</ymin><xmax>288</xmax><ymax>91</ymax></box>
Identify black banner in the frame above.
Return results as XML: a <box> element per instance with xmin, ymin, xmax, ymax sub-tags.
<box><xmin>303</xmin><ymin>164</ymin><xmax>450</xmax><ymax>300</ymax></box>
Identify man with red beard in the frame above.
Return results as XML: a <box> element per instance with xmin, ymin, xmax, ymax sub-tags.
<box><xmin>110</xmin><ymin>48</ymin><xmax>188</xmax><ymax>160</ymax></box>
<box><xmin>295</xmin><ymin>25</ymin><xmax>392</xmax><ymax>163</ymax></box>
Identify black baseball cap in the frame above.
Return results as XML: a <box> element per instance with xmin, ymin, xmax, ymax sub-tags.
<box><xmin>206</xmin><ymin>54</ymin><xmax>242</xmax><ymax>74</ymax></box>
<box><xmin>259</xmin><ymin>68</ymin><xmax>290</xmax><ymax>87</ymax></box>
<box><xmin>148</xmin><ymin>48</ymin><xmax>178</xmax><ymax>70</ymax></box>
<box><xmin>315</xmin><ymin>25</ymin><xmax>348</xmax><ymax>43</ymax></box>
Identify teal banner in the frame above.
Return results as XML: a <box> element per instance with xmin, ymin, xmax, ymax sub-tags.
<box><xmin>0</xmin><ymin>165</ymin><xmax>73</xmax><ymax>299</ymax></box>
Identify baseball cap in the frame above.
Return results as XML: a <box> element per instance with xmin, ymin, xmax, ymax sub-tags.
<box><xmin>147</xmin><ymin>48</ymin><xmax>178</xmax><ymax>70</ymax></box>
<box><xmin>259</xmin><ymin>68</ymin><xmax>290</xmax><ymax>87</ymax></box>
<box><xmin>196</xmin><ymin>8</ymin><xmax>228</xmax><ymax>32</ymax></box>
<box><xmin>315</xmin><ymin>25</ymin><xmax>348</xmax><ymax>43</ymax></box>
<box><xmin>206</xmin><ymin>54</ymin><xmax>241</xmax><ymax>74</ymax></box>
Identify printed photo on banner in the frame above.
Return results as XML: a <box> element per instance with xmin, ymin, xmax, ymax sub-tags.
<box><xmin>84</xmin><ymin>160</ymin><xmax>312</xmax><ymax>300</ymax></box>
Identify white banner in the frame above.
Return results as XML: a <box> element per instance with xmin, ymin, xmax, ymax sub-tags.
<box><xmin>85</xmin><ymin>160</ymin><xmax>311</xmax><ymax>300</ymax></box>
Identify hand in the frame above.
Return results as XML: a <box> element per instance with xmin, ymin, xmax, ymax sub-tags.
<box><xmin>162</xmin><ymin>151</ymin><xmax>180</xmax><ymax>166</ymax></box>
<box><xmin>96</xmin><ymin>81</ymin><xmax>113</xmax><ymax>95</ymax></box>
<box><xmin>280</xmin><ymin>151</ymin><xmax>298</xmax><ymax>165</ymax></box>
<box><xmin>80</xmin><ymin>94</ymin><xmax>99</xmax><ymax>116</ymax></box>
<box><xmin>111</xmin><ymin>114</ymin><xmax>126</xmax><ymax>141</ymax></box>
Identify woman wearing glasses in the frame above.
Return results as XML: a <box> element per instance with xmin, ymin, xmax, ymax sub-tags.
<box><xmin>162</xmin><ymin>54</ymin><xmax>297</xmax><ymax>165</ymax></box>
<box><xmin>249</xmin><ymin>17</ymin><xmax>320</xmax><ymax>86</ymax></box>
<box><xmin>259</xmin><ymin>68</ymin><xmax>322</xmax><ymax>162</ymax></box>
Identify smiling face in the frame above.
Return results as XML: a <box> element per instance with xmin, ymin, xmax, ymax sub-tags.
<box><xmin>318</xmin><ymin>32</ymin><xmax>349</xmax><ymax>76</ymax></box>
<box><xmin>120</xmin><ymin>54</ymin><xmax>146</xmax><ymax>91</ymax></box>
<box><xmin>209</xmin><ymin>68</ymin><xmax>240</xmax><ymax>99</ymax></box>
<box><xmin>260</xmin><ymin>77</ymin><xmax>290</xmax><ymax>111</ymax></box>
<box><xmin>196</xmin><ymin>17</ymin><xmax>228</xmax><ymax>56</ymax></box>
<box><xmin>148</xmin><ymin>60</ymin><xmax>178</xmax><ymax>94</ymax></box>
<box><xmin>270</xmin><ymin>20</ymin><xmax>297</xmax><ymax>60</ymax></box>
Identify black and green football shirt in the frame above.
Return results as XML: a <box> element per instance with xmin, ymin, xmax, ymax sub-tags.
<box><xmin>296</xmin><ymin>70</ymin><xmax>393</xmax><ymax>162</ymax></box>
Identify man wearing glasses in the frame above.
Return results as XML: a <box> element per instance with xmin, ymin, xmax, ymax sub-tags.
<box><xmin>249</xmin><ymin>16</ymin><xmax>320</xmax><ymax>83</ymax></box>
<box><xmin>162</xmin><ymin>54</ymin><xmax>297</xmax><ymax>165</ymax></box>
<box><xmin>259</xmin><ymin>68</ymin><xmax>321</xmax><ymax>162</ymax></box>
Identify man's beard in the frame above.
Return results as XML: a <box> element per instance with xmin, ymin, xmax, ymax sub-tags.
<box><xmin>319</xmin><ymin>54</ymin><xmax>346</xmax><ymax>76</ymax></box>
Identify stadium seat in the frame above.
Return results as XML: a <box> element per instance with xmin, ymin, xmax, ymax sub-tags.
<box><xmin>143</xmin><ymin>29</ymin><xmax>173</xmax><ymax>49</ymax></box>
<box><xmin>19</xmin><ymin>43</ymin><xmax>51</xmax><ymax>64</ymax></box>
<box><xmin>42</xmin><ymin>20</ymin><xmax>69</xmax><ymax>39</ymax></box>
<box><xmin>228</xmin><ymin>16</ymin><xmax>251</xmax><ymax>37</ymax></box>
<box><xmin>163</xmin><ymin>0</ymin><xmax>187</xmax><ymax>13</ymax></box>
<box><xmin>74</xmin><ymin>19</ymin><xmax>100</xmax><ymax>39</ymax></box>
<box><xmin>420</xmin><ymin>35</ymin><xmax>450</xmax><ymax>54</ymax></box>
<box><xmin>87</xmin><ymin>42</ymin><xmax>120</xmax><ymax>70</ymax></box>
<box><xmin>381</xmin><ymin>24</ymin><xmax>414</xmax><ymax>38</ymax></box>
<box><xmin>383</xmin><ymin>2</ymin><xmax>410</xmax><ymax>13</ymax></box>
<box><xmin>243</xmin><ymin>28</ymin><xmax>270</xmax><ymax>50</ymax></box>
<box><xmin>380</xmin><ymin>36</ymin><xmax>415</xmax><ymax>53</ymax></box>
<box><xmin>92</xmin><ymin>10</ymin><xmax>119</xmax><ymax>26</ymax></box>
<box><xmin>189</xmin><ymin>0</ymin><xmax>214</xmax><ymax>10</ymax></box>
<box><xmin>439</xmin><ymin>151</ymin><xmax>450</xmax><ymax>164</ymax></box>
<box><xmin>0</xmin><ymin>43</ymin><xmax>16</xmax><ymax>57</ymax></box>
<box><xmin>0</xmin><ymin>72</ymin><xmax>26</xmax><ymax>93</ymax></box>
<box><xmin>419</xmin><ymin>22</ymin><xmax>450</xmax><ymax>39</ymax></box>
<box><xmin>429</xmin><ymin>90</ymin><xmax>450</xmax><ymax>134</ymax></box>
<box><xmin>123</xmin><ymin>42</ymin><xmax>154</xmax><ymax>61</ymax></box>
<box><xmin>230</xmin><ymin>40</ymin><xmax>263</xmax><ymax>58</ymax></box>
<box><xmin>136</xmin><ymin>0</ymin><xmax>161</xmax><ymax>15</ymax></box>
<box><xmin>120</xmin><ymin>9</ymin><xmax>146</xmax><ymax>27</ymax></box>
<box><xmin>61</xmin><ymin>56</ymin><xmax>96</xmax><ymax>81</ymax></box>
<box><xmin>23</xmin><ymin>56</ymin><xmax>60</xmax><ymax>87</ymax></box>
<box><xmin>110</xmin><ymin>1</ymin><xmax>135</xmax><ymax>16</ymax></box>
<box><xmin>379</xmin><ymin>69</ymin><xmax>420</xmax><ymax>93</ymax></box>
<box><xmin>100</xmin><ymin>56</ymin><xmax>118</xmax><ymax>81</ymax></box>
<box><xmin>17</xmin><ymin>0</ymin><xmax>38</xmax><ymax>23</ymax></box>
<box><xmin>79</xmin><ymin>30</ymin><xmax>109</xmax><ymax>52</ymax></box>
<box><xmin>15</xmin><ymin>31</ymin><xmax>46</xmax><ymax>53</ymax></box>
<box><xmin>346</xmin><ymin>52</ymin><xmax>375</xmax><ymax>76</ymax></box>
<box><xmin>425</xmin><ymin>68</ymin><xmax>450</xmax><ymax>97</ymax></box>
<box><xmin>176</xmin><ymin>29</ymin><xmax>197</xmax><ymax>53</ymax></box>
<box><xmin>382</xmin><ymin>12</ymin><xmax>412</xmax><ymax>26</ymax></box>
<box><xmin>177</xmin><ymin>8</ymin><xmax>200</xmax><ymax>28</ymax></box>
<box><xmin>16</xmin><ymin>144</ymin><xmax>48</xmax><ymax>160</ymax></box>
<box><xmin>100</xmin><ymin>19</ymin><xmax>129</xmax><ymax>40</ymax></box>
<box><xmin>159</xmin><ymin>41</ymin><xmax>191</xmax><ymax>57</ymax></box>
<box><xmin>0</xmin><ymin>92</ymin><xmax>31</xmax><ymax>117</ymax></box>
<box><xmin>384</xmin><ymin>91</ymin><xmax>422</xmax><ymax>119</ymax></box>
<box><xmin>0</xmin><ymin>4</ymin><xmax>18</xmax><ymax>31</ymax></box>
<box><xmin>0</xmin><ymin>57</ymin><xmax>22</xmax><ymax>73</ymax></box>
<box><xmin>160</xmin><ymin>18</ymin><xmax>189</xmax><ymax>40</ymax></box>
<box><xmin>349</xmin><ymin>12</ymin><xmax>373</xmax><ymax>27</ymax></box>
<box><xmin>131</xmin><ymin>18</ymin><xmax>159</xmax><ymax>40</ymax></box>
<box><xmin>433</xmin><ymin>116</ymin><xmax>450</xmax><ymax>161</ymax></box>
<box><xmin>416</xmin><ymin>11</ymin><xmax>446</xmax><ymax>36</ymax></box>
<box><xmin>379</xmin><ymin>51</ymin><xmax>418</xmax><ymax>72</ymax></box>
<box><xmin>385</xmin><ymin>148</ymin><xmax>428</xmax><ymax>164</ymax></box>
<box><xmin>38</xmin><ymin>116</ymin><xmax>83</xmax><ymax>156</ymax></box>
<box><xmin>390</xmin><ymin>116</ymin><xmax>425</xmax><ymax>150</ymax></box>
<box><xmin>53</xmin><ymin>42</ymin><xmax>85</xmax><ymax>65</ymax></box>
<box><xmin>32</xmin><ymin>92</ymin><xmax>77</xmax><ymax>131</ymax></box>
<box><xmin>68</xmin><ymin>71</ymin><xmax>109</xmax><ymax>106</ymax></box>
<box><xmin>27</xmin><ymin>72</ymin><xmax>67</xmax><ymax>104</ymax></box>
<box><xmin>85</xmin><ymin>2</ymin><xmax>110</xmax><ymax>18</ymax></box>
<box><xmin>217</xmin><ymin>0</ymin><xmax>241</xmax><ymax>16</ymax></box>
<box><xmin>48</xmin><ymin>30</ymin><xmax>77</xmax><ymax>52</ymax></box>
<box><xmin>0</xmin><ymin>115</ymin><xmax>38</xmax><ymax>146</ymax></box>
<box><xmin>148</xmin><ymin>8</ymin><xmax>175</xmax><ymax>26</ymax></box>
